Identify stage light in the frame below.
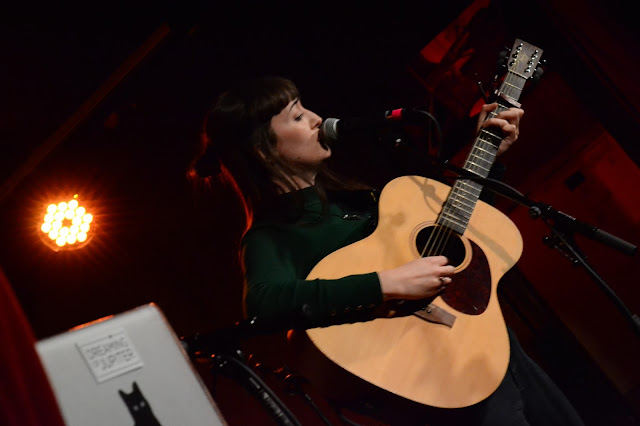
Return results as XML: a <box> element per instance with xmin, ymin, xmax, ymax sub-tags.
<box><xmin>39</xmin><ymin>195</ymin><xmax>94</xmax><ymax>251</ymax></box>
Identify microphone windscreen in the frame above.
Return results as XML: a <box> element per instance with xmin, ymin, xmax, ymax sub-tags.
<box><xmin>320</xmin><ymin>118</ymin><xmax>340</xmax><ymax>144</ymax></box>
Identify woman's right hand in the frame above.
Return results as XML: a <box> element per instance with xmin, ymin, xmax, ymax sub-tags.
<box><xmin>377</xmin><ymin>256</ymin><xmax>455</xmax><ymax>301</ymax></box>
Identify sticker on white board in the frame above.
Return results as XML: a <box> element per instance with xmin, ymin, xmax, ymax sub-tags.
<box><xmin>76</xmin><ymin>329</ymin><xmax>144</xmax><ymax>383</ymax></box>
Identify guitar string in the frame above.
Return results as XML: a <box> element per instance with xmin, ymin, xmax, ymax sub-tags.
<box><xmin>425</xmin><ymin>68</ymin><xmax>524</xmax><ymax>258</ymax></box>
<box><xmin>428</xmin><ymin>100</ymin><xmax>508</xmax><ymax>257</ymax></box>
<box><xmin>421</xmin><ymin>109</ymin><xmax>501</xmax><ymax>260</ymax></box>
<box><xmin>420</xmin><ymin>68</ymin><xmax>524</xmax><ymax>265</ymax></box>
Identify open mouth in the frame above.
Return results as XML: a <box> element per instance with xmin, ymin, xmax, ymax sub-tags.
<box><xmin>318</xmin><ymin>136</ymin><xmax>330</xmax><ymax>151</ymax></box>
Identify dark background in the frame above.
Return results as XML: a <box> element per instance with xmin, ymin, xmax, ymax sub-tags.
<box><xmin>1</xmin><ymin>0</ymin><xmax>639</xmax><ymax>424</ymax></box>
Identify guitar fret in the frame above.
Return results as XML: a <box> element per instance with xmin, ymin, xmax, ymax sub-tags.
<box><xmin>472</xmin><ymin>145</ymin><xmax>497</xmax><ymax>156</ymax></box>
<box><xmin>457</xmin><ymin>178</ymin><xmax>483</xmax><ymax>191</ymax></box>
<box><xmin>479</xmin><ymin>131</ymin><xmax>502</xmax><ymax>142</ymax></box>
<box><xmin>441</xmin><ymin>207</ymin><xmax>471</xmax><ymax>220</ymax></box>
<box><xmin>448</xmin><ymin>196</ymin><xmax>475</xmax><ymax>211</ymax></box>
<box><xmin>444</xmin><ymin>205</ymin><xmax>472</xmax><ymax>220</ymax></box>
<box><xmin>506</xmin><ymin>69</ymin><xmax>528</xmax><ymax>84</ymax></box>
<box><xmin>448</xmin><ymin>192</ymin><xmax>478</xmax><ymax>206</ymax></box>
<box><xmin>466</xmin><ymin>161</ymin><xmax>491</xmax><ymax>173</ymax></box>
<box><xmin>440</xmin><ymin>211</ymin><xmax>468</xmax><ymax>228</ymax></box>
<box><xmin>468</xmin><ymin>154</ymin><xmax>495</xmax><ymax>169</ymax></box>
<box><xmin>500</xmin><ymin>91</ymin><xmax>520</xmax><ymax>102</ymax></box>
<box><xmin>446</xmin><ymin>196</ymin><xmax>475</xmax><ymax>212</ymax></box>
<box><xmin>501</xmin><ymin>81</ymin><xmax>520</xmax><ymax>91</ymax></box>
<box><xmin>477</xmin><ymin>140</ymin><xmax>500</xmax><ymax>150</ymax></box>
<box><xmin>453</xmin><ymin>184</ymin><xmax>482</xmax><ymax>199</ymax></box>
<box><xmin>477</xmin><ymin>139</ymin><xmax>499</xmax><ymax>152</ymax></box>
<box><xmin>469</xmin><ymin>154</ymin><xmax>493</xmax><ymax>167</ymax></box>
<box><xmin>498</xmin><ymin>88</ymin><xmax>523</xmax><ymax>105</ymax></box>
<box><xmin>475</xmin><ymin>152</ymin><xmax>496</xmax><ymax>166</ymax></box>
<box><xmin>455</xmin><ymin>188</ymin><xmax>481</xmax><ymax>203</ymax></box>
<box><xmin>443</xmin><ymin>206</ymin><xmax>471</xmax><ymax>220</ymax></box>
<box><xmin>480</xmin><ymin>130</ymin><xmax>502</xmax><ymax>142</ymax></box>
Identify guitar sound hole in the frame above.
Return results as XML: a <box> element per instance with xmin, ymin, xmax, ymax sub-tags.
<box><xmin>415</xmin><ymin>225</ymin><xmax>466</xmax><ymax>267</ymax></box>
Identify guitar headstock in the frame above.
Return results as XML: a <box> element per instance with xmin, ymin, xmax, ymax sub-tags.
<box><xmin>507</xmin><ymin>38</ymin><xmax>544</xmax><ymax>80</ymax></box>
<box><xmin>489</xmin><ymin>38</ymin><xmax>545</xmax><ymax>106</ymax></box>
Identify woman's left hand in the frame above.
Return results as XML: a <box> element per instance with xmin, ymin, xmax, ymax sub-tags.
<box><xmin>477</xmin><ymin>103</ymin><xmax>525</xmax><ymax>155</ymax></box>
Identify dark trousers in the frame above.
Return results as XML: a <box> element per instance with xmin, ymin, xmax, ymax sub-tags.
<box><xmin>471</xmin><ymin>327</ymin><xmax>585</xmax><ymax>426</ymax></box>
<box><xmin>413</xmin><ymin>328</ymin><xmax>584</xmax><ymax>425</ymax></box>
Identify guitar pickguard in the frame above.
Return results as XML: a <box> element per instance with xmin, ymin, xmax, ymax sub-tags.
<box><xmin>441</xmin><ymin>240</ymin><xmax>491</xmax><ymax>315</ymax></box>
<box><xmin>413</xmin><ymin>225</ymin><xmax>491</xmax><ymax>315</ymax></box>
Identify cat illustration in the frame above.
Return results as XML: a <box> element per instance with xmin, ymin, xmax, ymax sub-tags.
<box><xmin>118</xmin><ymin>381</ymin><xmax>162</xmax><ymax>426</ymax></box>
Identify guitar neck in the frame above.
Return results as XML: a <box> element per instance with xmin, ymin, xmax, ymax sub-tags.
<box><xmin>438</xmin><ymin>39</ymin><xmax>543</xmax><ymax>235</ymax></box>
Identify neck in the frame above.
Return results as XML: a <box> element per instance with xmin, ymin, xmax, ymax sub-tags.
<box><xmin>273</xmin><ymin>172</ymin><xmax>316</xmax><ymax>194</ymax></box>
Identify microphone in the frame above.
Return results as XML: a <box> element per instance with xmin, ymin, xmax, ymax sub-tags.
<box><xmin>320</xmin><ymin>108</ymin><xmax>426</xmax><ymax>145</ymax></box>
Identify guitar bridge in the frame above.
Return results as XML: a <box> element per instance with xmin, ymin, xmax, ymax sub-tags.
<box><xmin>414</xmin><ymin>303</ymin><xmax>456</xmax><ymax>328</ymax></box>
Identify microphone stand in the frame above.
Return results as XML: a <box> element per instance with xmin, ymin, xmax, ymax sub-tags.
<box><xmin>428</xmin><ymin>158</ymin><xmax>640</xmax><ymax>337</ymax></box>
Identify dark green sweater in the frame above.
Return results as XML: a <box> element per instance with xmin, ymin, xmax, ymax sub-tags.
<box><xmin>242</xmin><ymin>187</ymin><xmax>384</xmax><ymax>326</ymax></box>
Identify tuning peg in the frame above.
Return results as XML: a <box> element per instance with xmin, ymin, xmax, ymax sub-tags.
<box><xmin>531</xmin><ymin>67</ymin><xmax>544</xmax><ymax>85</ymax></box>
<box><xmin>496</xmin><ymin>50</ymin><xmax>509</xmax><ymax>72</ymax></box>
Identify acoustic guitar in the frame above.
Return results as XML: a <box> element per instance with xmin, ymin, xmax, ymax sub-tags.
<box><xmin>306</xmin><ymin>39</ymin><xmax>544</xmax><ymax>408</ymax></box>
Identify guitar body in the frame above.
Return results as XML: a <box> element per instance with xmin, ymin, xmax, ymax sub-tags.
<box><xmin>306</xmin><ymin>175</ymin><xmax>523</xmax><ymax>408</ymax></box>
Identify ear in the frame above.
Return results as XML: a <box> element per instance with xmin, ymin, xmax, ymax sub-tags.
<box><xmin>132</xmin><ymin>382</ymin><xmax>139</xmax><ymax>392</ymax></box>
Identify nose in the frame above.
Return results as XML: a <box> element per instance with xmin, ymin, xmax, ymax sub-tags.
<box><xmin>311</xmin><ymin>111</ymin><xmax>322</xmax><ymax>129</ymax></box>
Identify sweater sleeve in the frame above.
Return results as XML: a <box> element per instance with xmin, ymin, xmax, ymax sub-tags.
<box><xmin>242</xmin><ymin>227</ymin><xmax>383</xmax><ymax>327</ymax></box>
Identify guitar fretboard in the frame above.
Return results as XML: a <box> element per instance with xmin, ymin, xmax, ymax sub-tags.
<box><xmin>437</xmin><ymin>39</ymin><xmax>542</xmax><ymax>235</ymax></box>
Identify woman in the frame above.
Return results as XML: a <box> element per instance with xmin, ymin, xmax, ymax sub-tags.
<box><xmin>192</xmin><ymin>76</ymin><xmax>583</xmax><ymax>425</ymax></box>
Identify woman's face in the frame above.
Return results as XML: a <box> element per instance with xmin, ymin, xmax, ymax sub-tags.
<box><xmin>270</xmin><ymin>98</ymin><xmax>330</xmax><ymax>183</ymax></box>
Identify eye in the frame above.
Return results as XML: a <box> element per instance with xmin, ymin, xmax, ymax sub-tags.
<box><xmin>294</xmin><ymin>114</ymin><xmax>304</xmax><ymax>121</ymax></box>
